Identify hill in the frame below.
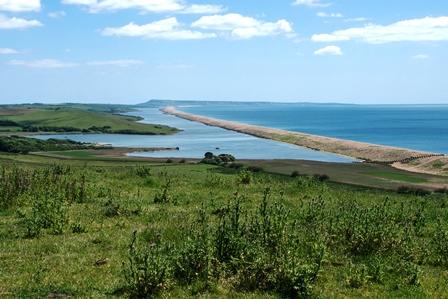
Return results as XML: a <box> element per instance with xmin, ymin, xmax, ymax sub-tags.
<box><xmin>0</xmin><ymin>107</ymin><xmax>178</xmax><ymax>135</ymax></box>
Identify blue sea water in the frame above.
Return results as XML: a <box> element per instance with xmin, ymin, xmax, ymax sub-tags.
<box><xmin>35</xmin><ymin>102</ymin><xmax>448</xmax><ymax>161</ymax></box>
<box><xmin>183</xmin><ymin>103</ymin><xmax>448</xmax><ymax>154</ymax></box>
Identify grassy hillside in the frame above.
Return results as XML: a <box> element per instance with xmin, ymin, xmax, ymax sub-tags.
<box><xmin>0</xmin><ymin>135</ymin><xmax>98</xmax><ymax>154</ymax></box>
<box><xmin>0</xmin><ymin>107</ymin><xmax>178</xmax><ymax>135</ymax></box>
<box><xmin>1</xmin><ymin>155</ymin><xmax>448</xmax><ymax>298</ymax></box>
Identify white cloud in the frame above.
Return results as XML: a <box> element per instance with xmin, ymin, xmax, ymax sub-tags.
<box><xmin>293</xmin><ymin>0</ymin><xmax>331</xmax><ymax>7</ymax></box>
<box><xmin>0</xmin><ymin>47</ymin><xmax>18</xmax><ymax>54</ymax></box>
<box><xmin>0</xmin><ymin>0</ymin><xmax>40</xmax><ymax>12</ymax></box>
<box><xmin>317</xmin><ymin>12</ymin><xmax>342</xmax><ymax>18</ymax></box>
<box><xmin>0</xmin><ymin>15</ymin><xmax>42</xmax><ymax>29</ymax></box>
<box><xmin>87</xmin><ymin>59</ymin><xmax>144</xmax><ymax>67</ymax></box>
<box><xmin>102</xmin><ymin>17</ymin><xmax>216</xmax><ymax>40</ymax></box>
<box><xmin>314</xmin><ymin>45</ymin><xmax>342</xmax><ymax>56</ymax></box>
<box><xmin>62</xmin><ymin>0</ymin><xmax>224</xmax><ymax>14</ymax></box>
<box><xmin>192</xmin><ymin>13</ymin><xmax>293</xmax><ymax>39</ymax></box>
<box><xmin>9</xmin><ymin>59</ymin><xmax>78</xmax><ymax>68</ymax></box>
<box><xmin>312</xmin><ymin>16</ymin><xmax>448</xmax><ymax>44</ymax></box>
<box><xmin>48</xmin><ymin>11</ymin><xmax>67</xmax><ymax>18</ymax></box>
<box><xmin>344</xmin><ymin>17</ymin><xmax>368</xmax><ymax>23</ymax></box>
<box><xmin>412</xmin><ymin>54</ymin><xmax>429</xmax><ymax>60</ymax></box>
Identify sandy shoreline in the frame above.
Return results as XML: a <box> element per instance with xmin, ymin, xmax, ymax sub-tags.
<box><xmin>162</xmin><ymin>106</ymin><xmax>447</xmax><ymax>175</ymax></box>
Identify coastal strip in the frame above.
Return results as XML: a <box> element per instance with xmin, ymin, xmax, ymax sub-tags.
<box><xmin>162</xmin><ymin>106</ymin><xmax>445</xmax><ymax>166</ymax></box>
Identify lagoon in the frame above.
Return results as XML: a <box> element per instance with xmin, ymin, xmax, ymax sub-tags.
<box><xmin>35</xmin><ymin>108</ymin><xmax>356</xmax><ymax>163</ymax></box>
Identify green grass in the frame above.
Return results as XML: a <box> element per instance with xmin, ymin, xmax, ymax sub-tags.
<box><xmin>0</xmin><ymin>126</ymin><xmax>21</xmax><ymax>132</ymax></box>
<box><xmin>244</xmin><ymin>159</ymin><xmax>446</xmax><ymax>190</ymax></box>
<box><xmin>0</xmin><ymin>107</ymin><xmax>178</xmax><ymax>135</ymax></box>
<box><xmin>47</xmin><ymin>150</ymin><xmax>97</xmax><ymax>158</ymax></box>
<box><xmin>1</xmin><ymin>155</ymin><xmax>448</xmax><ymax>298</ymax></box>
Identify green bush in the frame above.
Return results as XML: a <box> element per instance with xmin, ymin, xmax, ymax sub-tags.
<box><xmin>123</xmin><ymin>231</ymin><xmax>171</xmax><ymax>298</ymax></box>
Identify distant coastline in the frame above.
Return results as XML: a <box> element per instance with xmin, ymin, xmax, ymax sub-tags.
<box><xmin>162</xmin><ymin>106</ymin><xmax>447</xmax><ymax>175</ymax></box>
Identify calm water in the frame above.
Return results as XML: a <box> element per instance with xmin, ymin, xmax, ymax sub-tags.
<box><xmin>184</xmin><ymin>103</ymin><xmax>448</xmax><ymax>154</ymax></box>
<box><xmin>35</xmin><ymin>108</ymin><xmax>355</xmax><ymax>162</ymax></box>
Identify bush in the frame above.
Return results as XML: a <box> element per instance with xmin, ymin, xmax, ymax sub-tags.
<box><xmin>247</xmin><ymin>166</ymin><xmax>263</xmax><ymax>173</ymax></box>
<box><xmin>201</xmin><ymin>152</ymin><xmax>236</xmax><ymax>165</ymax></box>
<box><xmin>134</xmin><ymin>166</ymin><xmax>151</xmax><ymax>178</ymax></box>
<box><xmin>397</xmin><ymin>186</ymin><xmax>431</xmax><ymax>196</ymax></box>
<box><xmin>291</xmin><ymin>171</ymin><xmax>300</xmax><ymax>178</ymax></box>
<box><xmin>238</xmin><ymin>170</ymin><xmax>251</xmax><ymax>185</ymax></box>
<box><xmin>123</xmin><ymin>231</ymin><xmax>171</xmax><ymax>298</ymax></box>
<box><xmin>104</xmin><ymin>200</ymin><xmax>121</xmax><ymax>217</ymax></box>
<box><xmin>25</xmin><ymin>188</ymin><xmax>68</xmax><ymax>238</ymax></box>
<box><xmin>72</xmin><ymin>222</ymin><xmax>87</xmax><ymax>234</ymax></box>
<box><xmin>313</xmin><ymin>174</ymin><xmax>330</xmax><ymax>182</ymax></box>
<box><xmin>154</xmin><ymin>179</ymin><xmax>172</xmax><ymax>204</ymax></box>
<box><xmin>227</xmin><ymin>163</ymin><xmax>244</xmax><ymax>170</ymax></box>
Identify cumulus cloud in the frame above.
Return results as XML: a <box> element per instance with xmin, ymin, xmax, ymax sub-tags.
<box><xmin>0</xmin><ymin>15</ymin><xmax>42</xmax><ymax>29</ymax></box>
<box><xmin>312</xmin><ymin>16</ymin><xmax>448</xmax><ymax>44</ymax></box>
<box><xmin>292</xmin><ymin>0</ymin><xmax>330</xmax><ymax>7</ymax></box>
<box><xmin>0</xmin><ymin>0</ymin><xmax>40</xmax><ymax>12</ymax></box>
<box><xmin>314</xmin><ymin>45</ymin><xmax>342</xmax><ymax>56</ymax></box>
<box><xmin>9</xmin><ymin>59</ymin><xmax>79</xmax><ymax>68</ymax></box>
<box><xmin>102</xmin><ymin>17</ymin><xmax>216</xmax><ymax>40</ymax></box>
<box><xmin>0</xmin><ymin>47</ymin><xmax>18</xmax><ymax>54</ymax></box>
<box><xmin>192</xmin><ymin>13</ymin><xmax>294</xmax><ymax>39</ymax></box>
<box><xmin>87</xmin><ymin>59</ymin><xmax>144</xmax><ymax>67</ymax></box>
<box><xmin>62</xmin><ymin>0</ymin><xmax>224</xmax><ymax>14</ymax></box>
<box><xmin>317</xmin><ymin>12</ymin><xmax>342</xmax><ymax>18</ymax></box>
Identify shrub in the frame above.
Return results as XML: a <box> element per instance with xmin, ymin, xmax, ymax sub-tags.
<box><xmin>227</xmin><ymin>163</ymin><xmax>244</xmax><ymax>170</ymax></box>
<box><xmin>71</xmin><ymin>222</ymin><xmax>87</xmax><ymax>234</ymax></box>
<box><xmin>25</xmin><ymin>189</ymin><xmax>68</xmax><ymax>238</ymax></box>
<box><xmin>397</xmin><ymin>186</ymin><xmax>431</xmax><ymax>196</ymax></box>
<box><xmin>134</xmin><ymin>166</ymin><xmax>151</xmax><ymax>178</ymax></box>
<box><xmin>104</xmin><ymin>200</ymin><xmax>121</xmax><ymax>217</ymax></box>
<box><xmin>247</xmin><ymin>166</ymin><xmax>263</xmax><ymax>173</ymax></box>
<box><xmin>154</xmin><ymin>179</ymin><xmax>172</xmax><ymax>204</ymax></box>
<box><xmin>123</xmin><ymin>231</ymin><xmax>172</xmax><ymax>298</ymax></box>
<box><xmin>291</xmin><ymin>170</ymin><xmax>300</xmax><ymax>178</ymax></box>
<box><xmin>238</xmin><ymin>170</ymin><xmax>251</xmax><ymax>185</ymax></box>
<box><xmin>201</xmin><ymin>152</ymin><xmax>236</xmax><ymax>165</ymax></box>
<box><xmin>313</xmin><ymin>174</ymin><xmax>330</xmax><ymax>182</ymax></box>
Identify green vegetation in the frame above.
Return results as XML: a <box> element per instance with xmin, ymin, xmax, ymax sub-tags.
<box><xmin>0</xmin><ymin>107</ymin><xmax>178</xmax><ymax>135</ymax></box>
<box><xmin>1</xmin><ymin>155</ymin><xmax>448</xmax><ymax>298</ymax></box>
<box><xmin>242</xmin><ymin>159</ymin><xmax>447</xmax><ymax>190</ymax></box>
<box><xmin>0</xmin><ymin>136</ymin><xmax>96</xmax><ymax>154</ymax></box>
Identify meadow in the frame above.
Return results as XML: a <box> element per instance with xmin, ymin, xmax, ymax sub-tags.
<box><xmin>1</xmin><ymin>155</ymin><xmax>448</xmax><ymax>298</ymax></box>
<box><xmin>0</xmin><ymin>106</ymin><xmax>177</xmax><ymax>135</ymax></box>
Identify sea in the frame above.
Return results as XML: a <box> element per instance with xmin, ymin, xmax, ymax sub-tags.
<box><xmin>36</xmin><ymin>102</ymin><xmax>448</xmax><ymax>162</ymax></box>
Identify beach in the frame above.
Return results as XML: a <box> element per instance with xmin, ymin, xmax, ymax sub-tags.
<box><xmin>162</xmin><ymin>106</ymin><xmax>448</xmax><ymax>175</ymax></box>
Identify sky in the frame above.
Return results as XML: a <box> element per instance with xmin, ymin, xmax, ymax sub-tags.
<box><xmin>0</xmin><ymin>0</ymin><xmax>447</xmax><ymax>105</ymax></box>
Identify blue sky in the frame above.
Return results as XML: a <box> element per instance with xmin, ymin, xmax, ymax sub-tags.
<box><xmin>0</xmin><ymin>0</ymin><xmax>447</xmax><ymax>104</ymax></box>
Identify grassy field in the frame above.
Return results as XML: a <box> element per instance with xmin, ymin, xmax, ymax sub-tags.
<box><xmin>243</xmin><ymin>159</ymin><xmax>448</xmax><ymax>191</ymax></box>
<box><xmin>1</xmin><ymin>154</ymin><xmax>448</xmax><ymax>298</ymax></box>
<box><xmin>0</xmin><ymin>107</ymin><xmax>177</xmax><ymax>135</ymax></box>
